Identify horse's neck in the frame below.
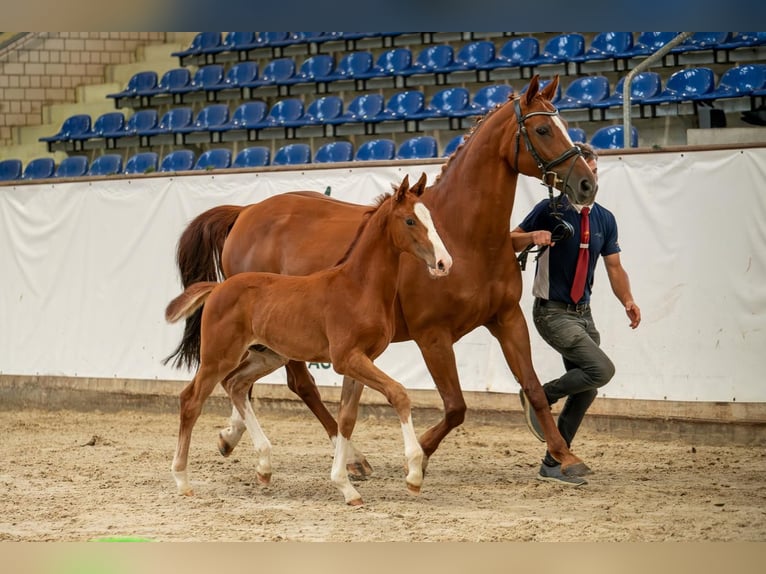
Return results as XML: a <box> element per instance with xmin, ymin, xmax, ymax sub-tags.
<box><xmin>429</xmin><ymin>130</ymin><xmax>519</xmax><ymax>246</ymax></box>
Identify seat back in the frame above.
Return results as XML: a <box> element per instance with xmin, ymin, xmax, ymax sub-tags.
<box><xmin>374</xmin><ymin>48</ymin><xmax>413</xmax><ymax>75</ymax></box>
<box><xmin>266</xmin><ymin>98</ymin><xmax>305</xmax><ymax>125</ymax></box>
<box><xmin>335</xmin><ymin>51</ymin><xmax>374</xmax><ymax>78</ymax></box>
<box><xmin>273</xmin><ymin>143</ymin><xmax>311</xmax><ymax>166</ymax></box>
<box><xmin>685</xmin><ymin>32</ymin><xmax>732</xmax><ymax>50</ymax></box>
<box><xmin>355</xmin><ymin>139</ymin><xmax>395</xmax><ymax>161</ymax></box>
<box><xmin>498</xmin><ymin>37</ymin><xmax>540</xmax><ymax>64</ymax></box>
<box><xmin>259</xmin><ymin>32</ymin><xmax>290</xmax><ymax>45</ymax></box>
<box><xmin>260</xmin><ymin>58</ymin><xmax>296</xmax><ymax>83</ymax></box>
<box><xmin>54</xmin><ymin>155</ymin><xmax>89</xmax><ymax>178</ymax></box>
<box><xmin>92</xmin><ymin>112</ymin><xmax>125</xmax><ymax>136</ymax></box>
<box><xmin>296</xmin><ymin>54</ymin><xmax>335</xmax><ymax>81</ymax></box>
<box><xmin>127</xmin><ymin>109</ymin><xmax>159</xmax><ymax>133</ymax></box>
<box><xmin>229</xmin><ymin>101</ymin><xmax>268</xmax><ymax>128</ymax></box>
<box><xmin>222</xmin><ymin>32</ymin><xmax>257</xmax><ymax>50</ymax></box>
<box><xmin>414</xmin><ymin>45</ymin><xmax>454</xmax><ymax>72</ymax></box>
<box><xmin>21</xmin><ymin>157</ymin><xmax>56</xmax><ymax>180</ymax></box>
<box><xmin>194</xmin><ymin>148</ymin><xmax>232</xmax><ymax>170</ymax></box>
<box><xmin>428</xmin><ymin>87</ymin><xmax>471</xmax><ymax>115</ymax></box>
<box><xmin>183</xmin><ymin>32</ymin><xmax>222</xmax><ymax>54</ymax></box>
<box><xmin>159</xmin><ymin>107</ymin><xmax>194</xmax><ymax>131</ymax></box>
<box><xmin>541</xmin><ymin>33</ymin><xmax>585</xmax><ymax>61</ymax></box>
<box><xmin>590</xmin><ymin>125</ymin><xmax>639</xmax><ymax>149</ymax></box>
<box><xmin>304</xmin><ymin>96</ymin><xmax>343</xmax><ymax>123</ymax></box>
<box><xmin>588</xmin><ymin>32</ymin><xmax>633</xmax><ymax>56</ymax></box>
<box><xmin>157</xmin><ymin>68</ymin><xmax>191</xmax><ymax>92</ymax></box>
<box><xmin>396</xmin><ymin>136</ymin><xmax>438</xmax><ymax>159</ymax></box>
<box><xmin>314</xmin><ymin>141</ymin><xmax>354</xmax><ymax>163</ymax></box>
<box><xmin>0</xmin><ymin>158</ymin><xmax>22</xmax><ymax>181</ymax></box>
<box><xmin>622</xmin><ymin>71</ymin><xmax>662</xmax><ymax>101</ymax></box>
<box><xmin>635</xmin><ymin>32</ymin><xmax>678</xmax><ymax>53</ymax></box>
<box><xmin>55</xmin><ymin>114</ymin><xmax>92</xmax><ymax>139</ymax></box>
<box><xmin>191</xmin><ymin>104</ymin><xmax>230</xmax><ymax>129</ymax></box>
<box><xmin>126</xmin><ymin>71</ymin><xmax>158</xmax><ymax>94</ymax></box>
<box><xmin>124</xmin><ymin>152</ymin><xmax>159</xmax><ymax>174</ymax></box>
<box><xmin>345</xmin><ymin>93</ymin><xmax>385</xmax><ymax>120</ymax></box>
<box><xmin>456</xmin><ymin>41</ymin><xmax>496</xmax><ymax>68</ymax></box>
<box><xmin>159</xmin><ymin>150</ymin><xmax>195</xmax><ymax>172</ymax></box>
<box><xmin>719</xmin><ymin>64</ymin><xmax>766</xmax><ymax>93</ymax></box>
<box><xmin>385</xmin><ymin>91</ymin><xmax>425</xmax><ymax>118</ymax></box>
<box><xmin>443</xmin><ymin>135</ymin><xmax>466</xmax><ymax>156</ymax></box>
<box><xmin>189</xmin><ymin>65</ymin><xmax>225</xmax><ymax>90</ymax></box>
<box><xmin>567</xmin><ymin>127</ymin><xmax>587</xmax><ymax>143</ymax></box>
<box><xmin>472</xmin><ymin>84</ymin><xmax>513</xmax><ymax>112</ymax></box>
<box><xmin>563</xmin><ymin>76</ymin><xmax>610</xmax><ymax>104</ymax></box>
<box><xmin>233</xmin><ymin>146</ymin><xmax>270</xmax><ymax>168</ymax></box>
<box><xmin>88</xmin><ymin>154</ymin><xmax>123</xmax><ymax>176</ymax></box>
<box><xmin>665</xmin><ymin>67</ymin><xmax>715</xmax><ymax>98</ymax></box>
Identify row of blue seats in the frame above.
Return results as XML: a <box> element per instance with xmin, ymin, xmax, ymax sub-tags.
<box><xmin>5</xmin><ymin>124</ymin><xmax>640</xmax><ymax>183</ymax></box>
<box><xmin>173</xmin><ymin>31</ymin><xmax>766</xmax><ymax>69</ymax></box>
<box><xmin>45</xmin><ymin>65</ymin><xmax>766</xmax><ymax>152</ymax></box>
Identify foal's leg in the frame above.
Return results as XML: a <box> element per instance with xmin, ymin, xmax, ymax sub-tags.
<box><xmin>220</xmin><ymin>348</ymin><xmax>288</xmax><ymax>484</ymax></box>
<box><xmin>333</xmin><ymin>352</ymin><xmax>424</xmax><ymax>505</ymax></box>
<box><xmin>337</xmin><ymin>375</ymin><xmax>373</xmax><ymax>480</ymax></box>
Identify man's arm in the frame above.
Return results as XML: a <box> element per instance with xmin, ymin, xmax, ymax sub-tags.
<box><xmin>603</xmin><ymin>252</ymin><xmax>641</xmax><ymax>329</ymax></box>
<box><xmin>510</xmin><ymin>226</ymin><xmax>554</xmax><ymax>253</ymax></box>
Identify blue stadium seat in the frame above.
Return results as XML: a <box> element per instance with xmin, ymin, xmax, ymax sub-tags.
<box><xmin>138</xmin><ymin>68</ymin><xmax>192</xmax><ymax>98</ymax></box>
<box><xmin>379</xmin><ymin>90</ymin><xmax>426</xmax><ymax>120</ymax></box>
<box><xmin>396</xmin><ymin>136</ymin><xmax>438</xmax><ymax>160</ymax></box>
<box><xmin>471</xmin><ymin>84</ymin><xmax>514</xmax><ymax>114</ymax></box>
<box><xmin>124</xmin><ymin>152</ymin><xmax>158</xmax><ymax>174</ymax></box>
<box><xmin>302</xmin><ymin>95</ymin><xmax>344</xmax><ymax>124</ymax></box>
<box><xmin>579</xmin><ymin>32</ymin><xmax>634</xmax><ymax>62</ymax></box>
<box><xmin>207</xmin><ymin>62</ymin><xmax>259</xmax><ymax>96</ymax></box>
<box><xmin>209</xmin><ymin>101</ymin><xmax>269</xmax><ymax>135</ymax></box>
<box><xmin>567</xmin><ymin>127</ymin><xmax>587</xmax><ymax>143</ymax></box>
<box><xmin>137</xmin><ymin>107</ymin><xmax>194</xmax><ymax>137</ymax></box>
<box><xmin>286</xmin><ymin>54</ymin><xmax>336</xmax><ymax>86</ymax></box>
<box><xmin>371</xmin><ymin>48</ymin><xmax>415</xmax><ymax>77</ymax></box>
<box><xmin>442</xmin><ymin>134</ymin><xmax>466</xmax><ymax>156</ymax></box>
<box><xmin>412</xmin><ymin>87</ymin><xmax>474</xmax><ymax>119</ymax></box>
<box><xmin>194</xmin><ymin>148</ymin><xmax>232</xmax><ymax>170</ymax></box>
<box><xmin>159</xmin><ymin>150</ymin><xmax>195</xmax><ymax>172</ymax></box>
<box><xmin>672</xmin><ymin>32</ymin><xmax>732</xmax><ymax>53</ymax></box>
<box><xmin>354</xmin><ymin>139</ymin><xmax>396</xmax><ymax>161</ymax></box>
<box><xmin>171</xmin><ymin>32</ymin><xmax>223</xmax><ymax>60</ymax></box>
<box><xmin>406</xmin><ymin>45</ymin><xmax>461</xmax><ymax>76</ymax></box>
<box><xmin>642</xmin><ymin>67</ymin><xmax>716</xmax><ymax>105</ymax></box>
<box><xmin>70</xmin><ymin>112</ymin><xmax>126</xmax><ymax>143</ymax></box>
<box><xmin>39</xmin><ymin>114</ymin><xmax>92</xmax><ymax>144</ymax></box>
<box><xmin>250</xmin><ymin>57</ymin><xmax>296</xmax><ymax>87</ymax></box>
<box><xmin>88</xmin><ymin>154</ymin><xmax>123</xmax><ymax>176</ymax></box>
<box><xmin>314</xmin><ymin>141</ymin><xmax>354</xmax><ymax>163</ymax></box>
<box><xmin>535</xmin><ymin>33</ymin><xmax>586</xmax><ymax>65</ymax></box>
<box><xmin>327</xmin><ymin>93</ymin><xmax>385</xmax><ymax>125</ymax></box>
<box><xmin>556</xmin><ymin>76</ymin><xmax>610</xmax><ymax>110</ymax></box>
<box><xmin>21</xmin><ymin>157</ymin><xmax>55</xmax><ymax>180</ymax></box>
<box><xmin>102</xmin><ymin>109</ymin><xmax>158</xmax><ymax>142</ymax></box>
<box><xmin>106</xmin><ymin>71</ymin><xmax>158</xmax><ymax>103</ymax></box>
<box><xmin>233</xmin><ymin>146</ymin><xmax>270</xmax><ymax>168</ymax></box>
<box><xmin>257</xmin><ymin>32</ymin><xmax>291</xmax><ymax>46</ymax></box>
<box><xmin>718</xmin><ymin>32</ymin><xmax>766</xmax><ymax>51</ymax></box>
<box><xmin>215</xmin><ymin>32</ymin><xmax>259</xmax><ymax>58</ymax></box>
<box><xmin>0</xmin><ymin>158</ymin><xmax>22</xmax><ymax>181</ymax></box>
<box><xmin>325</xmin><ymin>51</ymin><xmax>376</xmax><ymax>81</ymax></box>
<box><xmin>592</xmin><ymin>72</ymin><xmax>662</xmax><ymax>110</ymax></box>
<box><xmin>453</xmin><ymin>41</ymin><xmax>497</xmax><ymax>70</ymax></box>
<box><xmin>489</xmin><ymin>37</ymin><xmax>540</xmax><ymax>69</ymax></box>
<box><xmin>590</xmin><ymin>125</ymin><xmax>639</xmax><ymax>149</ymax></box>
<box><xmin>262</xmin><ymin>98</ymin><xmax>306</xmax><ymax>128</ymax></box>
<box><xmin>175</xmin><ymin>104</ymin><xmax>230</xmax><ymax>135</ymax></box>
<box><xmin>627</xmin><ymin>32</ymin><xmax>679</xmax><ymax>58</ymax></box>
<box><xmin>273</xmin><ymin>143</ymin><xmax>311</xmax><ymax>166</ymax></box>
<box><xmin>54</xmin><ymin>155</ymin><xmax>89</xmax><ymax>178</ymax></box>
<box><xmin>170</xmin><ymin>65</ymin><xmax>226</xmax><ymax>97</ymax></box>
<box><xmin>705</xmin><ymin>64</ymin><xmax>766</xmax><ymax>100</ymax></box>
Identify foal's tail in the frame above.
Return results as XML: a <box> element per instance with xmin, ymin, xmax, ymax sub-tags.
<box><xmin>163</xmin><ymin>205</ymin><xmax>244</xmax><ymax>370</ymax></box>
<box><xmin>165</xmin><ymin>282</ymin><xmax>218</xmax><ymax>324</ymax></box>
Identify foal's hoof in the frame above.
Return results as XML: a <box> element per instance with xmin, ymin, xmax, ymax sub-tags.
<box><xmin>218</xmin><ymin>434</ymin><xmax>234</xmax><ymax>458</ymax></box>
<box><xmin>347</xmin><ymin>497</ymin><xmax>364</xmax><ymax>507</ymax></box>
<box><xmin>178</xmin><ymin>488</ymin><xmax>195</xmax><ymax>497</ymax></box>
<box><xmin>256</xmin><ymin>472</ymin><xmax>272</xmax><ymax>485</ymax></box>
<box><xmin>406</xmin><ymin>483</ymin><xmax>422</xmax><ymax>496</ymax></box>
<box><xmin>562</xmin><ymin>462</ymin><xmax>593</xmax><ymax>477</ymax></box>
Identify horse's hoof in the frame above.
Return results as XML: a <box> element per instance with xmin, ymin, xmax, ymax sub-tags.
<box><xmin>218</xmin><ymin>434</ymin><xmax>234</xmax><ymax>458</ymax></box>
<box><xmin>562</xmin><ymin>462</ymin><xmax>592</xmax><ymax>477</ymax></box>
<box><xmin>178</xmin><ymin>488</ymin><xmax>194</xmax><ymax>496</ymax></box>
<box><xmin>406</xmin><ymin>483</ymin><xmax>421</xmax><ymax>496</ymax></box>
<box><xmin>257</xmin><ymin>472</ymin><xmax>272</xmax><ymax>485</ymax></box>
<box><xmin>347</xmin><ymin>497</ymin><xmax>364</xmax><ymax>507</ymax></box>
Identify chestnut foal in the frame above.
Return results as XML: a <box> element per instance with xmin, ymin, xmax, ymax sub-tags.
<box><xmin>165</xmin><ymin>174</ymin><xmax>452</xmax><ymax>505</ymax></box>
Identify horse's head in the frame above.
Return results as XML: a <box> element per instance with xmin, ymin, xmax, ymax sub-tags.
<box><xmin>391</xmin><ymin>173</ymin><xmax>452</xmax><ymax>277</ymax></box>
<box><xmin>506</xmin><ymin>75</ymin><xmax>597</xmax><ymax>206</ymax></box>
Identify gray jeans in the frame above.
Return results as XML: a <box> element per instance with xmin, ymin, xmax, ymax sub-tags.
<box><xmin>532</xmin><ymin>299</ymin><xmax>615</xmax><ymax>466</ymax></box>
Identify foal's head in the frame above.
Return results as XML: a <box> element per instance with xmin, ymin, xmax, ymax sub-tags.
<box><xmin>389</xmin><ymin>173</ymin><xmax>452</xmax><ymax>278</ymax></box>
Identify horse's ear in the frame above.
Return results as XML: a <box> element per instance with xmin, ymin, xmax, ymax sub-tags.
<box><xmin>412</xmin><ymin>172</ymin><xmax>428</xmax><ymax>197</ymax></box>
<box><xmin>541</xmin><ymin>75</ymin><xmax>560</xmax><ymax>102</ymax></box>
<box><xmin>525</xmin><ymin>75</ymin><xmax>540</xmax><ymax>105</ymax></box>
<box><xmin>394</xmin><ymin>174</ymin><xmax>410</xmax><ymax>202</ymax></box>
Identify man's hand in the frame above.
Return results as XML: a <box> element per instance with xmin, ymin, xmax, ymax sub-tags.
<box><xmin>625</xmin><ymin>300</ymin><xmax>641</xmax><ymax>329</ymax></box>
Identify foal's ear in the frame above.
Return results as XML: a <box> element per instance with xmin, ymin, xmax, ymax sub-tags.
<box><xmin>411</xmin><ymin>172</ymin><xmax>428</xmax><ymax>197</ymax></box>
<box><xmin>541</xmin><ymin>75</ymin><xmax>560</xmax><ymax>102</ymax></box>
<box><xmin>394</xmin><ymin>174</ymin><xmax>410</xmax><ymax>202</ymax></box>
<box><xmin>525</xmin><ymin>75</ymin><xmax>540</xmax><ymax>105</ymax></box>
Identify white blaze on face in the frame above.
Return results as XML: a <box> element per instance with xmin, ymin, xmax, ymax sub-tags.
<box><xmin>414</xmin><ymin>202</ymin><xmax>452</xmax><ymax>276</ymax></box>
<box><xmin>551</xmin><ymin>113</ymin><xmax>574</xmax><ymax>145</ymax></box>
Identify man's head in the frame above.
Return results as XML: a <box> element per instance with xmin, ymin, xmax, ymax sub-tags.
<box><xmin>578</xmin><ymin>143</ymin><xmax>598</xmax><ymax>183</ymax></box>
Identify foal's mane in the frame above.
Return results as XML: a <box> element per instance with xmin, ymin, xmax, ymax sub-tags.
<box><xmin>333</xmin><ymin>192</ymin><xmax>393</xmax><ymax>267</ymax></box>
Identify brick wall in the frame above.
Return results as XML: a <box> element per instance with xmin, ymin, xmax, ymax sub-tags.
<box><xmin>0</xmin><ymin>32</ymin><xmax>167</xmax><ymax>147</ymax></box>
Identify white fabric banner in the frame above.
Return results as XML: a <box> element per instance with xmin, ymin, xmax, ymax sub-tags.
<box><xmin>1</xmin><ymin>149</ymin><xmax>764</xmax><ymax>403</ymax></box>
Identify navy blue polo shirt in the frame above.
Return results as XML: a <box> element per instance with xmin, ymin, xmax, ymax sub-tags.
<box><xmin>518</xmin><ymin>197</ymin><xmax>620</xmax><ymax>305</ymax></box>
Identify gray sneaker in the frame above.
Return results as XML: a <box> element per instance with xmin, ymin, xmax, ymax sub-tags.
<box><xmin>519</xmin><ymin>389</ymin><xmax>546</xmax><ymax>443</ymax></box>
<box><xmin>537</xmin><ymin>462</ymin><xmax>588</xmax><ymax>486</ymax></box>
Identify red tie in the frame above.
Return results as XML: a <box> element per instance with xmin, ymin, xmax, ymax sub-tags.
<box><xmin>570</xmin><ymin>206</ymin><xmax>590</xmax><ymax>303</ymax></box>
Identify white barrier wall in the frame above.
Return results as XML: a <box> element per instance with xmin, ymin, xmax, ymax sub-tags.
<box><xmin>1</xmin><ymin>148</ymin><xmax>765</xmax><ymax>403</ymax></box>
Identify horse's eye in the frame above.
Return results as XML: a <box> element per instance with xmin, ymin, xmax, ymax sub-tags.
<box><xmin>536</xmin><ymin>125</ymin><xmax>550</xmax><ymax>135</ymax></box>
<box><xmin>405</xmin><ymin>218</ymin><xmax>416</xmax><ymax>226</ymax></box>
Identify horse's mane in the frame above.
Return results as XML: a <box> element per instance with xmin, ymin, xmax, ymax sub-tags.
<box><xmin>333</xmin><ymin>192</ymin><xmax>392</xmax><ymax>267</ymax></box>
<box><xmin>435</xmin><ymin>91</ymin><xmax>518</xmax><ymax>184</ymax></box>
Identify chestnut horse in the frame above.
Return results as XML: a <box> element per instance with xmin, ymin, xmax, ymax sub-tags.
<box><xmin>165</xmin><ymin>174</ymin><xmax>452</xmax><ymax>505</ymax></box>
<box><xmin>166</xmin><ymin>74</ymin><xmax>596</xmax><ymax>477</ymax></box>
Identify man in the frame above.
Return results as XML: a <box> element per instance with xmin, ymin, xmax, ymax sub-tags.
<box><xmin>511</xmin><ymin>143</ymin><xmax>641</xmax><ymax>486</ymax></box>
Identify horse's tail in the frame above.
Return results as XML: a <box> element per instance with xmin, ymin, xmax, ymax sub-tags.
<box><xmin>165</xmin><ymin>282</ymin><xmax>219</xmax><ymax>324</ymax></box>
<box><xmin>163</xmin><ymin>205</ymin><xmax>244</xmax><ymax>370</ymax></box>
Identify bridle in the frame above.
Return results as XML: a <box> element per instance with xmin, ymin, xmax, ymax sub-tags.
<box><xmin>512</xmin><ymin>97</ymin><xmax>582</xmax><ymax>270</ymax></box>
